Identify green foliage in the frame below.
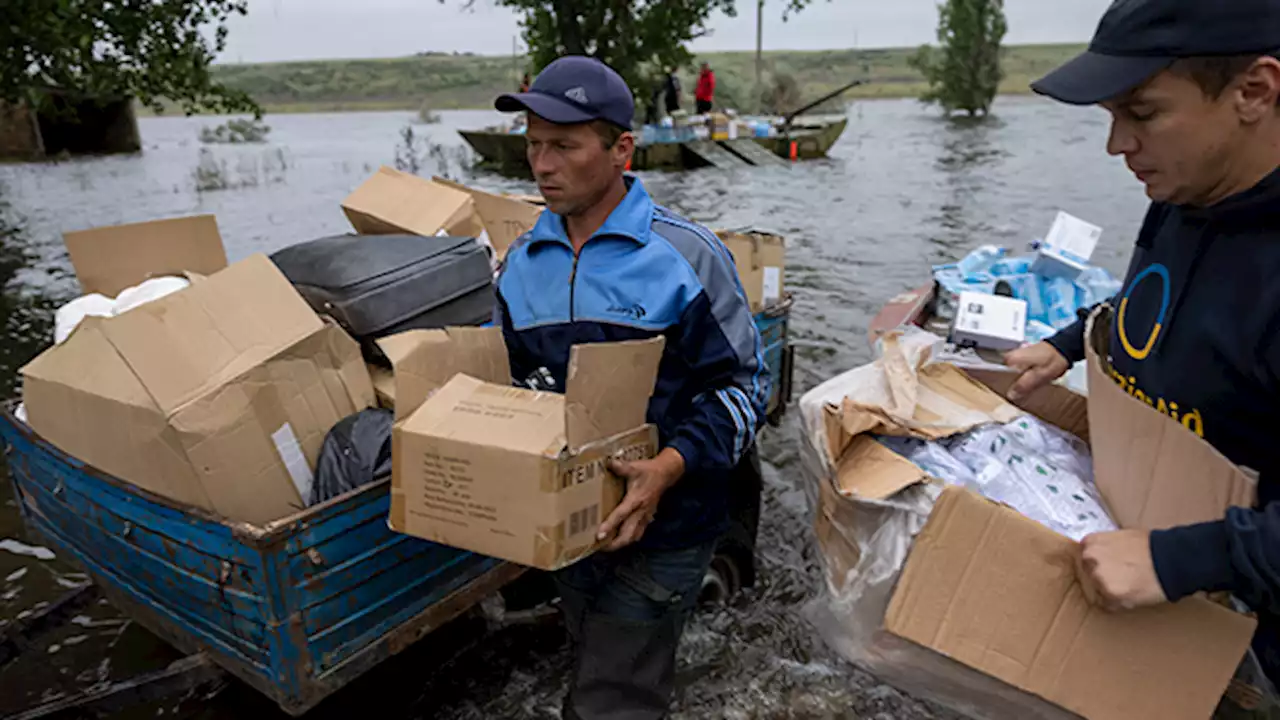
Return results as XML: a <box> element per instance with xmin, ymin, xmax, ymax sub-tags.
<box><xmin>199</xmin><ymin>118</ymin><xmax>270</xmax><ymax>144</ymax></box>
<box><xmin>0</xmin><ymin>0</ymin><xmax>261</xmax><ymax>117</ymax></box>
<box><xmin>471</xmin><ymin>0</ymin><xmax>820</xmax><ymax>100</ymax></box>
<box><xmin>908</xmin><ymin>0</ymin><xmax>1008</xmax><ymax>117</ymax></box>
<box><xmin>202</xmin><ymin>44</ymin><xmax>1083</xmax><ymax>116</ymax></box>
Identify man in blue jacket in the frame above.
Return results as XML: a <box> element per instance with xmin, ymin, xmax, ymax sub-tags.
<box><xmin>492</xmin><ymin>56</ymin><xmax>768</xmax><ymax>719</ymax></box>
<box><xmin>1004</xmin><ymin>0</ymin><xmax>1280</xmax><ymax>705</ymax></box>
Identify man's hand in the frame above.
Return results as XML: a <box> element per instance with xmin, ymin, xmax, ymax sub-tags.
<box><xmin>1078</xmin><ymin>530</ymin><xmax>1168</xmax><ymax>611</ymax></box>
<box><xmin>1004</xmin><ymin>341</ymin><xmax>1071</xmax><ymax>402</ymax></box>
<box><xmin>597</xmin><ymin>448</ymin><xmax>686</xmax><ymax>552</ymax></box>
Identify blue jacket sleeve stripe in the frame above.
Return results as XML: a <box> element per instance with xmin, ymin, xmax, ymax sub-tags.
<box><xmin>715</xmin><ymin>388</ymin><xmax>749</xmax><ymax>461</ymax></box>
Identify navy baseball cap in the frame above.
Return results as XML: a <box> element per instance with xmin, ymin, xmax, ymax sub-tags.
<box><xmin>496</xmin><ymin>56</ymin><xmax>635</xmax><ymax>130</ymax></box>
<box><xmin>1033</xmin><ymin>0</ymin><xmax>1280</xmax><ymax>105</ymax></box>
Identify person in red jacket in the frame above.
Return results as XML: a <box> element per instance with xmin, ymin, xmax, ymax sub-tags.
<box><xmin>695</xmin><ymin>62</ymin><xmax>715</xmax><ymax>114</ymax></box>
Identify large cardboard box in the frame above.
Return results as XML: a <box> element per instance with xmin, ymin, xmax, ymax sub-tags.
<box><xmin>342</xmin><ymin>166</ymin><xmax>484</xmax><ymax>239</ymax></box>
<box><xmin>809</xmin><ymin>327</ymin><xmax>1258</xmax><ymax>720</ymax></box>
<box><xmin>22</xmin><ymin>217</ymin><xmax>374</xmax><ymax>526</ymax></box>
<box><xmin>433</xmin><ymin>176</ymin><xmax>543</xmax><ymax>259</ymax></box>
<box><xmin>380</xmin><ymin>328</ymin><xmax>663</xmax><ymax>570</ymax></box>
<box><xmin>716</xmin><ymin>229</ymin><xmax>786</xmax><ymax>312</ymax></box>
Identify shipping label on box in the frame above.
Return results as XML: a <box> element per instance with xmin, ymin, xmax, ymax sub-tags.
<box><xmin>387</xmin><ymin>332</ymin><xmax>665</xmax><ymax>570</ymax></box>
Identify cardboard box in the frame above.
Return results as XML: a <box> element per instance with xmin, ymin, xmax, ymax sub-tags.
<box><xmin>952</xmin><ymin>291</ymin><xmax>1027</xmax><ymax>351</ymax></box>
<box><xmin>342</xmin><ymin>166</ymin><xmax>484</xmax><ymax>240</ymax></box>
<box><xmin>381</xmin><ymin>328</ymin><xmax>664</xmax><ymax>569</ymax></box>
<box><xmin>1031</xmin><ymin>211</ymin><xmax>1103</xmax><ymax>281</ymax></box>
<box><xmin>63</xmin><ymin>215</ymin><xmax>229</xmax><ymax>297</ymax></box>
<box><xmin>433</xmin><ymin>176</ymin><xmax>543</xmax><ymax>259</ymax></box>
<box><xmin>716</xmin><ymin>229</ymin><xmax>786</xmax><ymax>312</ymax></box>
<box><xmin>811</xmin><ymin>331</ymin><xmax>1258</xmax><ymax>720</ymax></box>
<box><xmin>369</xmin><ymin>363</ymin><xmax>396</xmax><ymax>410</ymax></box>
<box><xmin>22</xmin><ymin>218</ymin><xmax>374</xmax><ymax>526</ymax></box>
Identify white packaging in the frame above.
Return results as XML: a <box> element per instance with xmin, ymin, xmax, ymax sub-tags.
<box><xmin>951</xmin><ymin>291</ymin><xmax>1027</xmax><ymax>351</ymax></box>
<box><xmin>1031</xmin><ymin>211</ymin><xmax>1103</xmax><ymax>281</ymax></box>
<box><xmin>113</xmin><ymin>277</ymin><xmax>191</xmax><ymax>316</ymax></box>
<box><xmin>54</xmin><ymin>293</ymin><xmax>116</xmax><ymax>344</ymax></box>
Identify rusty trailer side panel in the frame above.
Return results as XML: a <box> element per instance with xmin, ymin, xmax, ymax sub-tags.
<box><xmin>0</xmin><ymin>409</ymin><xmax>511</xmax><ymax>716</ymax></box>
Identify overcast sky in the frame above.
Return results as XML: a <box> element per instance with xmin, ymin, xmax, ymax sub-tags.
<box><xmin>216</xmin><ymin>0</ymin><xmax>1114</xmax><ymax>64</ymax></box>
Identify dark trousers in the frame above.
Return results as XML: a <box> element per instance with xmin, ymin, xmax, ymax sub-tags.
<box><xmin>554</xmin><ymin>539</ymin><xmax>717</xmax><ymax>720</ymax></box>
<box><xmin>695</xmin><ymin>99</ymin><xmax>712</xmax><ymax>114</ymax></box>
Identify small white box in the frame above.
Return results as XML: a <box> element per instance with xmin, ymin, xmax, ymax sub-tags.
<box><xmin>1031</xmin><ymin>211</ymin><xmax>1103</xmax><ymax>280</ymax></box>
<box><xmin>952</xmin><ymin>291</ymin><xmax>1028</xmax><ymax>351</ymax></box>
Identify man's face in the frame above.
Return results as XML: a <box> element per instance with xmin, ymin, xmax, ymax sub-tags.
<box><xmin>526</xmin><ymin>115</ymin><xmax>632</xmax><ymax>216</ymax></box>
<box><xmin>1101</xmin><ymin>66</ymin><xmax>1266</xmax><ymax>205</ymax></box>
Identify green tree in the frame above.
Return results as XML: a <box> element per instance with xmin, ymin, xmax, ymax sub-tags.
<box><xmin>908</xmin><ymin>0</ymin><xmax>1007</xmax><ymax>117</ymax></box>
<box><xmin>0</xmin><ymin>0</ymin><xmax>261</xmax><ymax>117</ymax></box>
<box><xmin>475</xmin><ymin>0</ymin><xmax>821</xmax><ymax>103</ymax></box>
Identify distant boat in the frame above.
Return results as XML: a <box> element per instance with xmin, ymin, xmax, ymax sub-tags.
<box><xmin>458</xmin><ymin>114</ymin><xmax>849</xmax><ymax>174</ymax></box>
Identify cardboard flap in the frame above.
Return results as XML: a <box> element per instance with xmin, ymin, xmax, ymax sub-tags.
<box><xmin>885</xmin><ymin>486</ymin><xmax>1256</xmax><ymax>720</ymax></box>
<box><xmin>564</xmin><ymin>337</ymin><xmax>665</xmax><ymax>451</ymax></box>
<box><xmin>377</xmin><ymin>327</ymin><xmax>511</xmax><ymax>421</ymax></box>
<box><xmin>837</xmin><ymin>435</ymin><xmax>931</xmax><ymax>500</ymax></box>
<box><xmin>64</xmin><ymin>215</ymin><xmax>228</xmax><ymax>297</ymax></box>
<box><xmin>433</xmin><ymin>176</ymin><xmax>543</xmax><ymax>258</ymax></box>
<box><xmin>100</xmin><ymin>254</ymin><xmax>322</xmax><ymax>415</ymax></box>
<box><xmin>401</xmin><ymin>373</ymin><xmax>566</xmax><ymax>455</ymax></box>
<box><xmin>342</xmin><ymin>166</ymin><xmax>476</xmax><ymax>238</ymax></box>
<box><xmin>1084</xmin><ymin>307</ymin><xmax>1257</xmax><ymax>530</ymax></box>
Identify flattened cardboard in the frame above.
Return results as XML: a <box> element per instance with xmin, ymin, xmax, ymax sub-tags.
<box><xmin>433</xmin><ymin>176</ymin><xmax>543</xmax><ymax>258</ymax></box>
<box><xmin>63</xmin><ymin>215</ymin><xmax>228</xmax><ymax>297</ymax></box>
<box><xmin>389</xmin><ymin>334</ymin><xmax>665</xmax><ymax>570</ymax></box>
<box><xmin>886</xmin><ymin>486</ymin><xmax>1256</xmax><ymax>720</ymax></box>
<box><xmin>21</xmin><ymin>257</ymin><xmax>374</xmax><ymax>526</ymax></box>
<box><xmin>342</xmin><ymin>166</ymin><xmax>480</xmax><ymax>239</ymax></box>
<box><xmin>376</xmin><ymin>327</ymin><xmax>511</xmax><ymax>421</ymax></box>
<box><xmin>716</xmin><ymin>230</ymin><xmax>786</xmax><ymax>312</ymax></box>
<box><xmin>1084</xmin><ymin>306</ymin><xmax>1257</xmax><ymax>529</ymax></box>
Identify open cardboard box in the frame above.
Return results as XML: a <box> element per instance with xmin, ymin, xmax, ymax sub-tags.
<box><xmin>808</xmin><ymin>316</ymin><xmax>1259</xmax><ymax>720</ymax></box>
<box><xmin>22</xmin><ymin>216</ymin><xmax>375</xmax><ymax>526</ymax></box>
<box><xmin>340</xmin><ymin>166</ymin><xmax>544</xmax><ymax>261</ymax></box>
<box><xmin>379</xmin><ymin>328</ymin><xmax>663</xmax><ymax>570</ymax></box>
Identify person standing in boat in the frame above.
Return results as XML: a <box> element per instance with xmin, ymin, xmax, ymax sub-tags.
<box><xmin>492</xmin><ymin>55</ymin><xmax>768</xmax><ymax>720</ymax></box>
<box><xmin>662</xmin><ymin>66</ymin><xmax>682</xmax><ymax>115</ymax></box>
<box><xmin>695</xmin><ymin>62</ymin><xmax>716</xmax><ymax>114</ymax></box>
<box><xmin>519</xmin><ymin>72</ymin><xmax>532</xmax><ymax>93</ymax></box>
<box><xmin>1004</xmin><ymin>0</ymin><xmax>1280</xmax><ymax>712</ymax></box>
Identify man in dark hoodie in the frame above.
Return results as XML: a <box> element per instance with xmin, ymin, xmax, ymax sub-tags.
<box><xmin>1003</xmin><ymin>0</ymin><xmax>1280</xmax><ymax>701</ymax></box>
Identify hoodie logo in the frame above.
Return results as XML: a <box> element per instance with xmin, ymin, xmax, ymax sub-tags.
<box><xmin>565</xmin><ymin>86</ymin><xmax>589</xmax><ymax>104</ymax></box>
<box><xmin>1117</xmin><ymin>263</ymin><xmax>1170</xmax><ymax>361</ymax></box>
<box><xmin>607</xmin><ymin>302</ymin><xmax>647</xmax><ymax>320</ymax></box>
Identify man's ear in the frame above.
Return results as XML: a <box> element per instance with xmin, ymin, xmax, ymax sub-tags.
<box><xmin>1236</xmin><ymin>56</ymin><xmax>1280</xmax><ymax>123</ymax></box>
<box><xmin>614</xmin><ymin>131</ymin><xmax>636</xmax><ymax>169</ymax></box>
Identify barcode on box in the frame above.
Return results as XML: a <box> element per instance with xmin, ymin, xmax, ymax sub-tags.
<box><xmin>569</xmin><ymin>504</ymin><xmax>600</xmax><ymax>537</ymax></box>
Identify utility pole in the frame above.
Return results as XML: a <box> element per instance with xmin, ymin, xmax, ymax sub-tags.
<box><xmin>755</xmin><ymin>0</ymin><xmax>764</xmax><ymax>113</ymax></box>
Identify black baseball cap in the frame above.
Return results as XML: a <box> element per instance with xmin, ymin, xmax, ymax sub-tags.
<box><xmin>1033</xmin><ymin>0</ymin><xmax>1280</xmax><ymax>105</ymax></box>
<box><xmin>496</xmin><ymin>56</ymin><xmax>635</xmax><ymax>130</ymax></box>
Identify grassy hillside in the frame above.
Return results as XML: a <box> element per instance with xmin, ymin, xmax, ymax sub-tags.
<box><xmin>207</xmin><ymin>44</ymin><xmax>1085</xmax><ymax>115</ymax></box>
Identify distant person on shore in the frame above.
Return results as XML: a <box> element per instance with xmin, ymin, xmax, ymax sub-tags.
<box><xmin>663</xmin><ymin>66</ymin><xmax>681</xmax><ymax>114</ymax></box>
<box><xmin>1004</xmin><ymin>0</ymin><xmax>1280</xmax><ymax>715</ymax></box>
<box><xmin>494</xmin><ymin>55</ymin><xmax>766</xmax><ymax>720</ymax></box>
<box><xmin>519</xmin><ymin>72</ymin><xmax>531</xmax><ymax>93</ymax></box>
<box><xmin>695</xmin><ymin>62</ymin><xmax>715</xmax><ymax>114</ymax></box>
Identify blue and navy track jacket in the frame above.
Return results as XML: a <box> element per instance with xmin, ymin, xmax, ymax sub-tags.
<box><xmin>493</xmin><ymin>176</ymin><xmax>769</xmax><ymax>549</ymax></box>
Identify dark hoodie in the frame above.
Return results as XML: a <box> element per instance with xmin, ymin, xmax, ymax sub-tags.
<box><xmin>1048</xmin><ymin>166</ymin><xmax>1280</xmax><ymax>678</ymax></box>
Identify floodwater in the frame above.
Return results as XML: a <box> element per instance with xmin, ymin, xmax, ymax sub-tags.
<box><xmin>0</xmin><ymin>99</ymin><xmax>1147</xmax><ymax>718</ymax></box>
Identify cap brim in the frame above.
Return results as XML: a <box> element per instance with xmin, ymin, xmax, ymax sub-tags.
<box><xmin>495</xmin><ymin>92</ymin><xmax>596</xmax><ymax>124</ymax></box>
<box><xmin>1031</xmin><ymin>51</ymin><xmax>1173</xmax><ymax>105</ymax></box>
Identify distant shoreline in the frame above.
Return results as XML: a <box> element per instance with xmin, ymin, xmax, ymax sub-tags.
<box><xmin>165</xmin><ymin>44</ymin><xmax>1081</xmax><ymax>118</ymax></box>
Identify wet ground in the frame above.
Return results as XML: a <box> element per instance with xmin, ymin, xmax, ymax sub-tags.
<box><xmin>0</xmin><ymin>99</ymin><xmax>1145</xmax><ymax>718</ymax></box>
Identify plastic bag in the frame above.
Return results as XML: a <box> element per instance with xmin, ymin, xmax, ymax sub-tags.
<box><xmin>113</xmin><ymin>277</ymin><xmax>190</xmax><ymax>316</ymax></box>
<box><xmin>308</xmin><ymin>408</ymin><xmax>394</xmax><ymax>506</ymax></box>
<box><xmin>54</xmin><ymin>293</ymin><xmax>115</xmax><ymax>344</ymax></box>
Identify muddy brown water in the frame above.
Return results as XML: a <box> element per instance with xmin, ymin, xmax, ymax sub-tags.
<box><xmin>0</xmin><ymin>99</ymin><xmax>1145</xmax><ymax>719</ymax></box>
